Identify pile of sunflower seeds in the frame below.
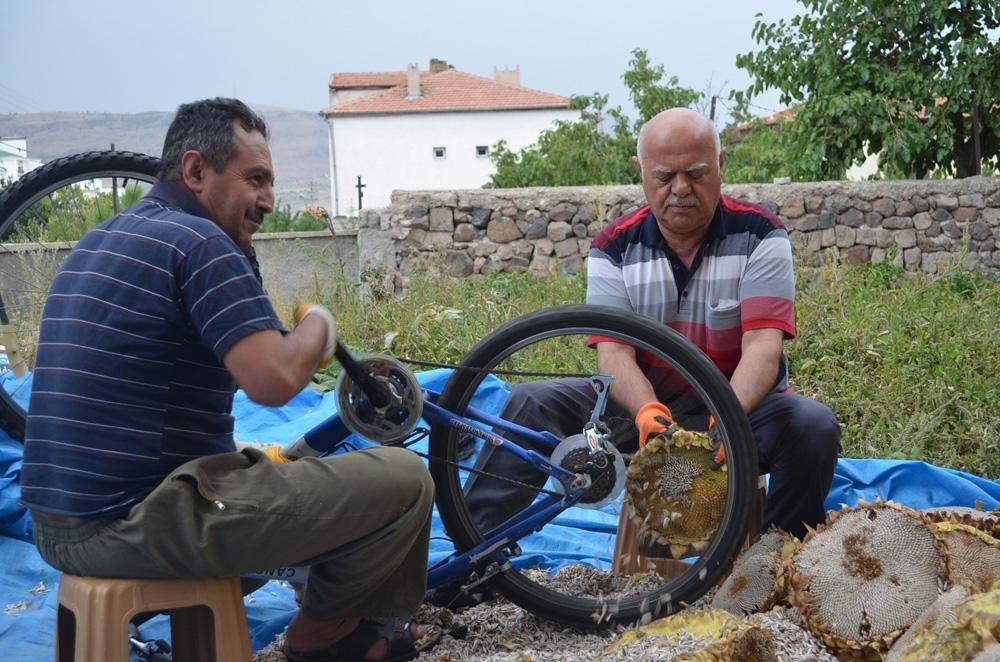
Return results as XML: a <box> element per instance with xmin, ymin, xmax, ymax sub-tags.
<box><xmin>252</xmin><ymin>568</ymin><xmax>835</xmax><ymax>662</ymax></box>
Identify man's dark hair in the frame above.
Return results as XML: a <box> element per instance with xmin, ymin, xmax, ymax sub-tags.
<box><xmin>158</xmin><ymin>98</ymin><xmax>269</xmax><ymax>180</ymax></box>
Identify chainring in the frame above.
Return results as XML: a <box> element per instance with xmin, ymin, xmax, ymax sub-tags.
<box><xmin>335</xmin><ymin>354</ymin><xmax>423</xmax><ymax>444</ymax></box>
<box><xmin>548</xmin><ymin>434</ymin><xmax>626</xmax><ymax>509</ymax></box>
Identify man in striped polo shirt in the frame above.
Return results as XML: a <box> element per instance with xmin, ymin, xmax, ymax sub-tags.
<box><xmin>22</xmin><ymin>99</ymin><xmax>437</xmax><ymax>660</ymax></box>
<box><xmin>464</xmin><ymin>108</ymin><xmax>841</xmax><ymax>542</ymax></box>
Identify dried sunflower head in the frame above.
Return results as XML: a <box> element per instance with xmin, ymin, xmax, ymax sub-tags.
<box><xmin>742</xmin><ymin>528</ymin><xmax>790</xmax><ymax>560</ymax></box>
<box><xmin>924</xmin><ymin>507</ymin><xmax>1000</xmax><ymax>542</ymax></box>
<box><xmin>931</xmin><ymin>520</ymin><xmax>1000</xmax><ymax>593</ymax></box>
<box><xmin>890</xmin><ymin>584</ymin><xmax>1000</xmax><ymax>662</ymax></box>
<box><xmin>710</xmin><ymin>551</ymin><xmax>782</xmax><ymax>615</ymax></box>
<box><xmin>625</xmin><ymin>424</ymin><xmax>728</xmax><ymax>549</ymax></box>
<box><xmin>787</xmin><ymin>499</ymin><xmax>949</xmax><ymax>659</ymax></box>
<box><xmin>885</xmin><ymin>585</ymin><xmax>971</xmax><ymax>662</ymax></box>
<box><xmin>678</xmin><ymin>620</ymin><xmax>779</xmax><ymax>662</ymax></box>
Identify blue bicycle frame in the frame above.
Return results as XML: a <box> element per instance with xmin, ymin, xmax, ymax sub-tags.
<box><xmin>248</xmin><ymin>386</ymin><xmax>593</xmax><ymax>588</ymax></box>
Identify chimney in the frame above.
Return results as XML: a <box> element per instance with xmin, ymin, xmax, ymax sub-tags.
<box><xmin>429</xmin><ymin>58</ymin><xmax>451</xmax><ymax>74</ymax></box>
<box><xmin>406</xmin><ymin>63</ymin><xmax>421</xmax><ymax>99</ymax></box>
<box><xmin>494</xmin><ymin>65</ymin><xmax>520</xmax><ymax>87</ymax></box>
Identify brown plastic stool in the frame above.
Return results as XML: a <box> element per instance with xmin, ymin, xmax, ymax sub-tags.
<box><xmin>55</xmin><ymin>574</ymin><xmax>252</xmax><ymax>662</ymax></box>
<box><xmin>613</xmin><ymin>475</ymin><xmax>767</xmax><ymax>578</ymax></box>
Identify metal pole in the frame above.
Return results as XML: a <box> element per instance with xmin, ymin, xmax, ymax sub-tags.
<box><xmin>325</xmin><ymin>118</ymin><xmax>340</xmax><ymax>217</ymax></box>
<box><xmin>710</xmin><ymin>96</ymin><xmax>717</xmax><ymax>121</ymax></box>
<box><xmin>111</xmin><ymin>143</ymin><xmax>119</xmax><ymax>215</ymax></box>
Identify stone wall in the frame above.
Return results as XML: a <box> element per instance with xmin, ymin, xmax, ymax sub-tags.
<box><xmin>356</xmin><ymin>177</ymin><xmax>1000</xmax><ymax>280</ymax></box>
<box><xmin>254</xmin><ymin>229</ymin><xmax>358</xmax><ymax>308</ymax></box>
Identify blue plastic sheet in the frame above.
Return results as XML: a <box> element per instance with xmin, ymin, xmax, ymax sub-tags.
<box><xmin>1</xmin><ymin>369</ymin><xmax>998</xmax><ymax>659</ymax></box>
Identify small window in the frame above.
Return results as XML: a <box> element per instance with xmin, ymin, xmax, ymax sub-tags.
<box><xmin>475</xmin><ymin>145</ymin><xmax>489</xmax><ymax>158</ymax></box>
<box><xmin>433</xmin><ymin>146</ymin><xmax>446</xmax><ymax>159</ymax></box>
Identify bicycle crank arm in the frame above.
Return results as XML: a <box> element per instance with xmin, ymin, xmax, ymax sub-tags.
<box><xmin>333</xmin><ymin>342</ymin><xmax>390</xmax><ymax>408</ymax></box>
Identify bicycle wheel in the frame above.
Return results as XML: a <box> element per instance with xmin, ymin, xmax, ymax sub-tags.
<box><xmin>428</xmin><ymin>304</ymin><xmax>757</xmax><ymax>628</ymax></box>
<box><xmin>0</xmin><ymin>151</ymin><xmax>160</xmax><ymax>441</ymax></box>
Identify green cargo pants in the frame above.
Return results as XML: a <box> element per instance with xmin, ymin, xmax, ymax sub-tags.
<box><xmin>33</xmin><ymin>446</ymin><xmax>434</xmax><ymax>619</ymax></box>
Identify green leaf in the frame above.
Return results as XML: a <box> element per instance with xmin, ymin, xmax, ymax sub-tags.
<box><xmin>734</xmin><ymin>0</ymin><xmax>1000</xmax><ymax>178</ymax></box>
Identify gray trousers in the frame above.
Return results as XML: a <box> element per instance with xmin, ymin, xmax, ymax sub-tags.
<box><xmin>33</xmin><ymin>446</ymin><xmax>434</xmax><ymax>619</ymax></box>
<box><xmin>463</xmin><ymin>378</ymin><xmax>841</xmax><ymax>540</ymax></box>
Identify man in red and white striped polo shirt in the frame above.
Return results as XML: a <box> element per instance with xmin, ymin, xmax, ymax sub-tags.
<box><xmin>465</xmin><ymin>108</ymin><xmax>841</xmax><ymax>541</ymax></box>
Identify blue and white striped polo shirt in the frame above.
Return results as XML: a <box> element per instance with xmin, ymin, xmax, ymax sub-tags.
<box><xmin>588</xmin><ymin>196</ymin><xmax>796</xmax><ymax>398</ymax></box>
<box><xmin>20</xmin><ymin>181</ymin><xmax>286</xmax><ymax>518</ymax></box>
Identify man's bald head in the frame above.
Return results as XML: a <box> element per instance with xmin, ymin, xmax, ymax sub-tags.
<box><xmin>634</xmin><ymin>107</ymin><xmax>725</xmax><ymax>242</ymax></box>
<box><xmin>636</xmin><ymin>108</ymin><xmax>720</xmax><ymax>163</ymax></box>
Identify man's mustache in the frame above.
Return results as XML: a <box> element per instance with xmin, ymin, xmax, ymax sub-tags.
<box><xmin>666</xmin><ymin>196</ymin><xmax>698</xmax><ymax>207</ymax></box>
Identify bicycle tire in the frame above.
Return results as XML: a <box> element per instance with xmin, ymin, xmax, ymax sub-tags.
<box><xmin>0</xmin><ymin>151</ymin><xmax>160</xmax><ymax>441</ymax></box>
<box><xmin>429</xmin><ymin>304</ymin><xmax>757</xmax><ymax>628</ymax></box>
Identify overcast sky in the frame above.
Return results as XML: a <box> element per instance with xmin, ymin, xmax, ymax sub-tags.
<box><xmin>4</xmin><ymin>0</ymin><xmax>804</xmax><ymax>124</ymax></box>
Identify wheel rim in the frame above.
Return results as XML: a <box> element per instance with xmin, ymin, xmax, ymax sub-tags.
<box><xmin>429</xmin><ymin>305</ymin><xmax>757</xmax><ymax>627</ymax></box>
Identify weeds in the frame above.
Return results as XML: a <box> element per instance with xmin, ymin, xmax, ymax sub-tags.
<box><xmin>792</xmin><ymin>256</ymin><xmax>1000</xmax><ymax>477</ymax></box>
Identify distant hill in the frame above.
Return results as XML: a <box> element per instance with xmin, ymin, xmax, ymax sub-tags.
<box><xmin>0</xmin><ymin>105</ymin><xmax>330</xmax><ymax>211</ymax></box>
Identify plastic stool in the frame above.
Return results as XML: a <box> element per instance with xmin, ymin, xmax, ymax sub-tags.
<box><xmin>613</xmin><ymin>475</ymin><xmax>767</xmax><ymax>578</ymax></box>
<box><xmin>55</xmin><ymin>574</ymin><xmax>252</xmax><ymax>662</ymax></box>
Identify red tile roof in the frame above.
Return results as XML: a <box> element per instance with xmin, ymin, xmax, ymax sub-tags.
<box><xmin>328</xmin><ymin>72</ymin><xmax>430</xmax><ymax>88</ymax></box>
<box><xmin>322</xmin><ymin>69</ymin><xmax>571</xmax><ymax>116</ymax></box>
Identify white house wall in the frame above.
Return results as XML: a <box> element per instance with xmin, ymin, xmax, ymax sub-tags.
<box><xmin>0</xmin><ymin>137</ymin><xmax>41</xmax><ymax>183</ymax></box>
<box><xmin>328</xmin><ymin>108</ymin><xmax>580</xmax><ymax>214</ymax></box>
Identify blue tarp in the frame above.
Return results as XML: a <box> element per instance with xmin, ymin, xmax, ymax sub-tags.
<box><xmin>1</xmin><ymin>369</ymin><xmax>998</xmax><ymax>660</ymax></box>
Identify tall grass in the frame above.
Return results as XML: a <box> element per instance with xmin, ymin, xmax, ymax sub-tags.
<box><xmin>299</xmin><ymin>259</ymin><xmax>1000</xmax><ymax>478</ymax></box>
<box><xmin>791</xmin><ymin>252</ymin><xmax>1000</xmax><ymax>477</ymax></box>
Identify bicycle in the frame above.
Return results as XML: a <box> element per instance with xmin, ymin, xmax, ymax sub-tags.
<box><xmin>0</xmin><ymin>151</ymin><xmax>758</xmax><ymax>629</ymax></box>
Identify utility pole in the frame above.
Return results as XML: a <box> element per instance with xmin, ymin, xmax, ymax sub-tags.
<box><xmin>111</xmin><ymin>143</ymin><xmax>119</xmax><ymax>215</ymax></box>
<box><xmin>355</xmin><ymin>175</ymin><xmax>366</xmax><ymax>211</ymax></box>
<box><xmin>710</xmin><ymin>96</ymin><xmax>717</xmax><ymax>122</ymax></box>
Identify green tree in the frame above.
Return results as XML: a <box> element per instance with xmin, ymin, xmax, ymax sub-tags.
<box><xmin>622</xmin><ymin>49</ymin><xmax>702</xmax><ymax>127</ymax></box>
<box><xmin>736</xmin><ymin>0</ymin><xmax>1000</xmax><ymax>179</ymax></box>
<box><xmin>487</xmin><ymin>49</ymin><xmax>702</xmax><ymax>187</ymax></box>
<box><xmin>259</xmin><ymin>204</ymin><xmax>328</xmax><ymax>233</ymax></box>
<box><xmin>487</xmin><ymin>94</ymin><xmax>636</xmax><ymax>187</ymax></box>
<box><xmin>722</xmin><ymin>119</ymin><xmax>797</xmax><ymax>184</ymax></box>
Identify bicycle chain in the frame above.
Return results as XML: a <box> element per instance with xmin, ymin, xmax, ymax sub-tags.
<box><xmin>394</xmin><ymin>355</ymin><xmax>592</xmax><ymax>379</ymax></box>
<box><xmin>387</xmin><ymin>428</ymin><xmax>565</xmax><ymax>497</ymax></box>
<box><xmin>408</xmin><ymin>444</ymin><xmax>566</xmax><ymax>498</ymax></box>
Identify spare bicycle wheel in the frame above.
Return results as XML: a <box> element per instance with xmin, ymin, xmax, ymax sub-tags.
<box><xmin>0</xmin><ymin>151</ymin><xmax>160</xmax><ymax>441</ymax></box>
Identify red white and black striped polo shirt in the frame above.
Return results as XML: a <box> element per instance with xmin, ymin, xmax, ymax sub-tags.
<box><xmin>587</xmin><ymin>196</ymin><xmax>796</xmax><ymax>398</ymax></box>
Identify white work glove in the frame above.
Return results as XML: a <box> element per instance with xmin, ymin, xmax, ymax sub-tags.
<box><xmin>294</xmin><ymin>303</ymin><xmax>337</xmax><ymax>368</ymax></box>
